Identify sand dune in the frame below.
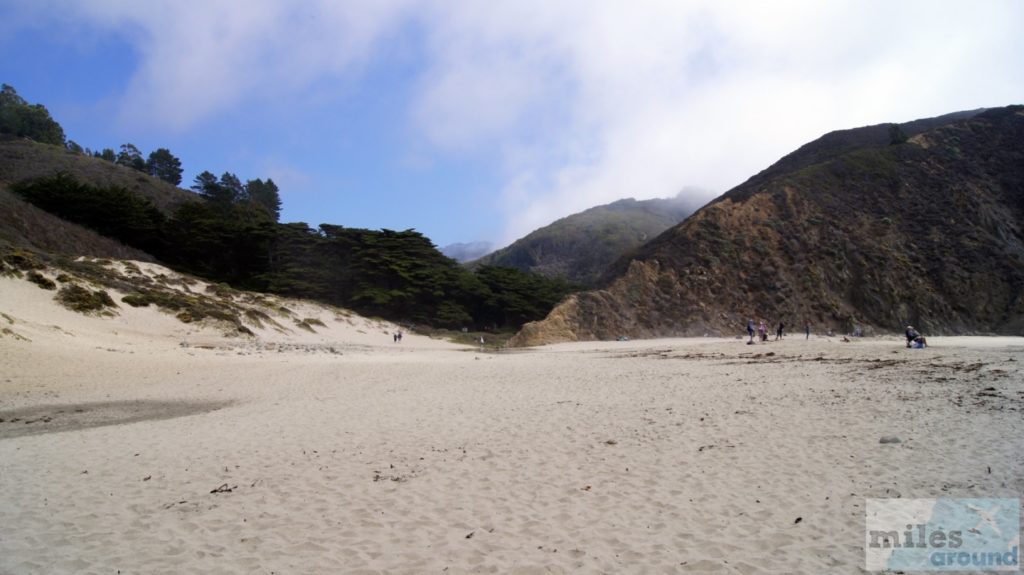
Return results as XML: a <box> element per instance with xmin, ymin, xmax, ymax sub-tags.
<box><xmin>2</xmin><ymin>264</ymin><xmax>1023</xmax><ymax>573</ymax></box>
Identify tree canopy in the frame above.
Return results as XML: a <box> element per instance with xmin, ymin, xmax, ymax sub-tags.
<box><xmin>146</xmin><ymin>148</ymin><xmax>183</xmax><ymax>185</ymax></box>
<box><xmin>116</xmin><ymin>143</ymin><xmax>146</xmax><ymax>171</ymax></box>
<box><xmin>12</xmin><ymin>172</ymin><xmax>579</xmax><ymax>330</ymax></box>
<box><xmin>246</xmin><ymin>178</ymin><xmax>282</xmax><ymax>221</ymax></box>
<box><xmin>0</xmin><ymin>84</ymin><xmax>66</xmax><ymax>145</ymax></box>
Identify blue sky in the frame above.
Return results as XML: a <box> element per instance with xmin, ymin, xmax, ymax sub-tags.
<box><xmin>2</xmin><ymin>1</ymin><xmax>1023</xmax><ymax>248</ymax></box>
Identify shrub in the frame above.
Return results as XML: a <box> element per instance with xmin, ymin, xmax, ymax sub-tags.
<box><xmin>244</xmin><ymin>308</ymin><xmax>271</xmax><ymax>328</ymax></box>
<box><xmin>295</xmin><ymin>318</ymin><xmax>318</xmax><ymax>332</ymax></box>
<box><xmin>56</xmin><ymin>284</ymin><xmax>117</xmax><ymax>313</ymax></box>
<box><xmin>26</xmin><ymin>271</ymin><xmax>56</xmax><ymax>290</ymax></box>
<box><xmin>2</xmin><ymin>249</ymin><xmax>44</xmax><ymax>271</ymax></box>
<box><xmin>205</xmin><ymin>283</ymin><xmax>237</xmax><ymax>298</ymax></box>
<box><xmin>121</xmin><ymin>293</ymin><xmax>152</xmax><ymax>307</ymax></box>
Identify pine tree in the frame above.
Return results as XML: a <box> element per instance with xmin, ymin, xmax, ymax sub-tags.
<box><xmin>146</xmin><ymin>148</ymin><xmax>183</xmax><ymax>185</ymax></box>
<box><xmin>246</xmin><ymin>178</ymin><xmax>282</xmax><ymax>221</ymax></box>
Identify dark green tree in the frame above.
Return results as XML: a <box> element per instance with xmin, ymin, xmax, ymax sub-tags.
<box><xmin>116</xmin><ymin>143</ymin><xmax>146</xmax><ymax>171</ymax></box>
<box><xmin>192</xmin><ymin>171</ymin><xmax>226</xmax><ymax>208</ymax></box>
<box><xmin>219</xmin><ymin>172</ymin><xmax>245</xmax><ymax>200</ymax></box>
<box><xmin>474</xmin><ymin>265</ymin><xmax>579</xmax><ymax>327</ymax></box>
<box><xmin>66</xmin><ymin>140</ymin><xmax>84</xmax><ymax>154</ymax></box>
<box><xmin>190</xmin><ymin>171</ymin><xmax>244</xmax><ymax>215</ymax></box>
<box><xmin>191</xmin><ymin>170</ymin><xmax>218</xmax><ymax>192</ymax></box>
<box><xmin>11</xmin><ymin>173</ymin><xmax>166</xmax><ymax>254</ymax></box>
<box><xmin>888</xmin><ymin>124</ymin><xmax>909</xmax><ymax>145</ymax></box>
<box><xmin>0</xmin><ymin>84</ymin><xmax>66</xmax><ymax>145</ymax></box>
<box><xmin>163</xmin><ymin>200</ymin><xmax>275</xmax><ymax>287</ymax></box>
<box><xmin>146</xmin><ymin>148</ymin><xmax>183</xmax><ymax>185</ymax></box>
<box><xmin>246</xmin><ymin>178</ymin><xmax>282</xmax><ymax>221</ymax></box>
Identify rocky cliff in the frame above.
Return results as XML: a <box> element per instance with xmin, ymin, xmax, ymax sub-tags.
<box><xmin>511</xmin><ymin>106</ymin><xmax>1024</xmax><ymax>346</ymax></box>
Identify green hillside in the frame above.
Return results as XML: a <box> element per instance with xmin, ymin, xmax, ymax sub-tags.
<box><xmin>475</xmin><ymin>194</ymin><xmax>699</xmax><ymax>286</ymax></box>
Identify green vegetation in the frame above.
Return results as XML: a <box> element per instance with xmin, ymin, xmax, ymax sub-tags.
<box><xmin>888</xmin><ymin>124</ymin><xmax>908</xmax><ymax>145</ymax></box>
<box><xmin>116</xmin><ymin>143</ymin><xmax>146</xmax><ymax>171</ymax></box>
<box><xmin>1</xmin><ymin>248</ymin><xmax>45</xmax><ymax>272</ymax></box>
<box><xmin>190</xmin><ymin>171</ymin><xmax>281</xmax><ymax>222</ymax></box>
<box><xmin>476</xmin><ymin>196</ymin><xmax>696</xmax><ymax>286</ymax></box>
<box><xmin>145</xmin><ymin>148</ymin><xmax>183</xmax><ymax>185</ymax></box>
<box><xmin>0</xmin><ymin>85</ymin><xmax>64</xmax><ymax>145</ymax></box>
<box><xmin>11</xmin><ymin>173</ymin><xmax>167</xmax><ymax>255</ymax></box>
<box><xmin>119</xmin><ymin>287</ymin><xmax>251</xmax><ymax>334</ymax></box>
<box><xmin>11</xmin><ymin>173</ymin><xmax>578</xmax><ymax>330</ymax></box>
<box><xmin>25</xmin><ymin>271</ymin><xmax>56</xmax><ymax>290</ymax></box>
<box><xmin>1</xmin><ymin>83</ymin><xmax>579</xmax><ymax>330</ymax></box>
<box><xmin>79</xmin><ymin>143</ymin><xmax>184</xmax><ymax>186</ymax></box>
<box><xmin>55</xmin><ymin>284</ymin><xmax>116</xmax><ymax>314</ymax></box>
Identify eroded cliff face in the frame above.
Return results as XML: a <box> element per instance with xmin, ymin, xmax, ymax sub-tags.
<box><xmin>511</xmin><ymin>107</ymin><xmax>1024</xmax><ymax>346</ymax></box>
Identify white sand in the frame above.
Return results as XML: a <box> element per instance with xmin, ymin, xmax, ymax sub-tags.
<box><xmin>2</xmin><ymin>270</ymin><xmax>1023</xmax><ymax>574</ymax></box>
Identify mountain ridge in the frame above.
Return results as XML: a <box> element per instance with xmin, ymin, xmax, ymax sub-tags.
<box><xmin>512</xmin><ymin>106</ymin><xmax>1024</xmax><ymax>346</ymax></box>
<box><xmin>473</xmin><ymin>193</ymin><xmax>702</xmax><ymax>286</ymax></box>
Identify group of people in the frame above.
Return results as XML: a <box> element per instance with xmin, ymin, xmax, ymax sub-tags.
<box><xmin>392</xmin><ymin>330</ymin><xmax>403</xmax><ymax>343</ymax></box>
<box><xmin>746</xmin><ymin>319</ymin><xmax>786</xmax><ymax>343</ymax></box>
<box><xmin>743</xmin><ymin>319</ymin><xmax>927</xmax><ymax>348</ymax></box>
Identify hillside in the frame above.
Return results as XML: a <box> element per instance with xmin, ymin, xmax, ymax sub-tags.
<box><xmin>511</xmin><ymin>106</ymin><xmax>1024</xmax><ymax>345</ymax></box>
<box><xmin>0</xmin><ymin>186</ymin><xmax>154</xmax><ymax>261</ymax></box>
<box><xmin>440</xmin><ymin>241</ymin><xmax>493</xmax><ymax>262</ymax></box>
<box><xmin>474</xmin><ymin>194</ymin><xmax>699</xmax><ymax>286</ymax></box>
<box><xmin>0</xmin><ymin>138</ymin><xmax>189</xmax><ymax>261</ymax></box>
<box><xmin>0</xmin><ymin>137</ymin><xmax>196</xmax><ymax>214</ymax></box>
<box><xmin>1</xmin><ymin>141</ymin><xmax>578</xmax><ymax>332</ymax></box>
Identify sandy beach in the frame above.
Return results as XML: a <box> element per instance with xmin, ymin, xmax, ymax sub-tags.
<box><xmin>2</xmin><ymin>272</ymin><xmax>1023</xmax><ymax>574</ymax></box>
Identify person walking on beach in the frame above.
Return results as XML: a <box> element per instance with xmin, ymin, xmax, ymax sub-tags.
<box><xmin>759</xmin><ymin>320</ymin><xmax>768</xmax><ymax>342</ymax></box>
<box><xmin>805</xmin><ymin>321</ymin><xmax>811</xmax><ymax>340</ymax></box>
<box><xmin>775</xmin><ymin>321</ymin><xmax>784</xmax><ymax>341</ymax></box>
<box><xmin>747</xmin><ymin>319</ymin><xmax>755</xmax><ymax>343</ymax></box>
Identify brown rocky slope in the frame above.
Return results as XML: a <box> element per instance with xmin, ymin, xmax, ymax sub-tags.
<box><xmin>510</xmin><ymin>106</ymin><xmax>1024</xmax><ymax>346</ymax></box>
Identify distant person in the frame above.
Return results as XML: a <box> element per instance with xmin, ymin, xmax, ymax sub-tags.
<box><xmin>775</xmin><ymin>321</ymin><xmax>784</xmax><ymax>341</ymax></box>
<box><xmin>747</xmin><ymin>319</ymin><xmax>755</xmax><ymax>343</ymax></box>
<box><xmin>805</xmin><ymin>322</ymin><xmax>811</xmax><ymax>340</ymax></box>
<box><xmin>912</xmin><ymin>335</ymin><xmax>928</xmax><ymax>348</ymax></box>
<box><xmin>758</xmin><ymin>320</ymin><xmax>768</xmax><ymax>342</ymax></box>
<box><xmin>905</xmin><ymin>326</ymin><xmax>919</xmax><ymax>348</ymax></box>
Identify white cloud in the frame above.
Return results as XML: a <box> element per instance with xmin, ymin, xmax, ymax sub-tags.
<box><xmin>408</xmin><ymin>0</ymin><xmax>1024</xmax><ymax>243</ymax></box>
<box><xmin>13</xmin><ymin>0</ymin><xmax>1024</xmax><ymax>245</ymax></box>
<box><xmin>17</xmin><ymin>0</ymin><xmax>416</xmax><ymax>131</ymax></box>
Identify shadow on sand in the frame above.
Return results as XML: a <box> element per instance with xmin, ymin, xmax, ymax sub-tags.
<box><xmin>0</xmin><ymin>399</ymin><xmax>234</xmax><ymax>440</ymax></box>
